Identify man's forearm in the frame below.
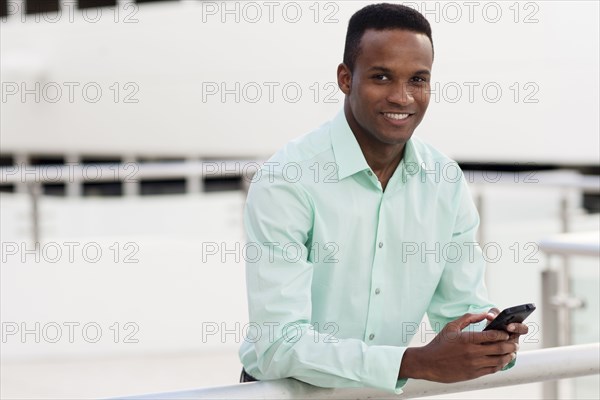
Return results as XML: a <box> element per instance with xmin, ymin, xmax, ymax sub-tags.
<box><xmin>398</xmin><ymin>347</ymin><xmax>425</xmax><ymax>380</ymax></box>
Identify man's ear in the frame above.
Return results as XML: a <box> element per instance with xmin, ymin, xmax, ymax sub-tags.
<box><xmin>337</xmin><ymin>63</ymin><xmax>352</xmax><ymax>95</ymax></box>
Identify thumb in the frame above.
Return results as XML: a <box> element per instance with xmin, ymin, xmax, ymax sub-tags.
<box><xmin>446</xmin><ymin>312</ymin><xmax>488</xmax><ymax>331</ymax></box>
<box><xmin>486</xmin><ymin>308</ymin><xmax>500</xmax><ymax>324</ymax></box>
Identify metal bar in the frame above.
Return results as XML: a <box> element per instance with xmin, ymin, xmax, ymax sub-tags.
<box><xmin>475</xmin><ymin>191</ymin><xmax>485</xmax><ymax>245</ymax></box>
<box><xmin>474</xmin><ymin>190</ymin><xmax>490</xmax><ymax>288</ymax></box>
<box><xmin>538</xmin><ymin>231</ymin><xmax>600</xmax><ymax>257</ymax></box>
<box><xmin>123</xmin><ymin>156</ymin><xmax>140</xmax><ymax>197</ymax></box>
<box><xmin>65</xmin><ymin>154</ymin><xmax>82</xmax><ymax>197</ymax></box>
<box><xmin>542</xmin><ymin>268</ymin><xmax>560</xmax><ymax>399</ymax></box>
<box><xmin>2</xmin><ymin>165</ymin><xmax>599</xmax><ymax>192</ymax></box>
<box><xmin>13</xmin><ymin>153</ymin><xmax>29</xmax><ymax>194</ymax></box>
<box><xmin>0</xmin><ymin>160</ymin><xmax>261</xmax><ymax>184</ymax></box>
<box><xmin>186</xmin><ymin>158</ymin><xmax>203</xmax><ymax>194</ymax></box>
<box><xmin>556</xmin><ymin>193</ymin><xmax>573</xmax><ymax>344</ymax></box>
<box><xmin>117</xmin><ymin>343</ymin><xmax>600</xmax><ymax>400</ymax></box>
<box><xmin>466</xmin><ymin>170</ymin><xmax>600</xmax><ymax>192</ymax></box>
<box><xmin>26</xmin><ymin>182</ymin><xmax>41</xmax><ymax>246</ymax></box>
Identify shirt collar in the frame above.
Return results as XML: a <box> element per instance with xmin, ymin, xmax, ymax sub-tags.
<box><xmin>330</xmin><ymin>109</ymin><xmax>371</xmax><ymax>180</ymax></box>
<box><xmin>396</xmin><ymin>136</ymin><xmax>424</xmax><ymax>186</ymax></box>
<box><xmin>329</xmin><ymin>109</ymin><xmax>424</xmax><ymax>183</ymax></box>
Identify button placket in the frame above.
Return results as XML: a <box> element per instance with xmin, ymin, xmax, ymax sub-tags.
<box><xmin>365</xmin><ymin>195</ymin><xmax>387</xmax><ymax>345</ymax></box>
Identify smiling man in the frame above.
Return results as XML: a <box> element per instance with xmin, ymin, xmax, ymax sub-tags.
<box><xmin>339</xmin><ymin>26</ymin><xmax>432</xmax><ymax>191</ymax></box>
<box><xmin>239</xmin><ymin>3</ymin><xmax>527</xmax><ymax>393</ymax></box>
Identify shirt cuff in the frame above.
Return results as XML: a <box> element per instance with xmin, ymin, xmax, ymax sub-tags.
<box><xmin>502</xmin><ymin>354</ymin><xmax>517</xmax><ymax>371</ymax></box>
<box><xmin>394</xmin><ymin>377</ymin><xmax>409</xmax><ymax>393</ymax></box>
<box><xmin>364</xmin><ymin>345</ymin><xmax>407</xmax><ymax>393</ymax></box>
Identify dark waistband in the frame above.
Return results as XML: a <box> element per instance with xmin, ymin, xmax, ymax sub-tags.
<box><xmin>240</xmin><ymin>368</ymin><xmax>259</xmax><ymax>383</ymax></box>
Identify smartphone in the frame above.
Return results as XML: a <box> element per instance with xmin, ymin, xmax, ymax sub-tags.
<box><xmin>483</xmin><ymin>303</ymin><xmax>536</xmax><ymax>332</ymax></box>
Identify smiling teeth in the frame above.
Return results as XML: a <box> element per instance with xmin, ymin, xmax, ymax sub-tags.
<box><xmin>384</xmin><ymin>113</ymin><xmax>409</xmax><ymax>120</ymax></box>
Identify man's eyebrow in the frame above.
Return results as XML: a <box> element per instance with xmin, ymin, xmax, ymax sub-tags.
<box><xmin>413</xmin><ymin>69</ymin><xmax>431</xmax><ymax>76</ymax></box>
<box><xmin>367</xmin><ymin>66</ymin><xmax>431</xmax><ymax>76</ymax></box>
<box><xmin>368</xmin><ymin>66</ymin><xmax>393</xmax><ymax>73</ymax></box>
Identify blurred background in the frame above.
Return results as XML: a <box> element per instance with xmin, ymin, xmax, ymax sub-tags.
<box><xmin>1</xmin><ymin>1</ymin><xmax>598</xmax><ymax>399</ymax></box>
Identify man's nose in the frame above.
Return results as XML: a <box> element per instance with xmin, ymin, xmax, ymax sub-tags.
<box><xmin>386</xmin><ymin>82</ymin><xmax>415</xmax><ymax>106</ymax></box>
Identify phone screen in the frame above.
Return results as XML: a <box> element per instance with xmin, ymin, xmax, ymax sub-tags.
<box><xmin>483</xmin><ymin>303</ymin><xmax>536</xmax><ymax>332</ymax></box>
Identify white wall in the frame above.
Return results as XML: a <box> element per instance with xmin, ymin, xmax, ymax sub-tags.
<box><xmin>0</xmin><ymin>192</ymin><xmax>249</xmax><ymax>359</ymax></box>
<box><xmin>1</xmin><ymin>1</ymin><xmax>599</xmax><ymax>163</ymax></box>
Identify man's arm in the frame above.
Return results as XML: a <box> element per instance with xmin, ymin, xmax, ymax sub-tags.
<box><xmin>426</xmin><ymin>174</ymin><xmax>494</xmax><ymax>329</ymax></box>
<box><xmin>398</xmin><ymin>173</ymin><xmax>521</xmax><ymax>382</ymax></box>
<box><xmin>241</xmin><ymin>170</ymin><xmax>407</xmax><ymax>393</ymax></box>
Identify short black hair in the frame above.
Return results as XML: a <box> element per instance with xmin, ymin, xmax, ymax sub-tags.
<box><xmin>343</xmin><ymin>3</ymin><xmax>434</xmax><ymax>72</ymax></box>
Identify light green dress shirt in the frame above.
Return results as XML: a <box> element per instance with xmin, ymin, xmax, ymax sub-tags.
<box><xmin>239</xmin><ymin>110</ymin><xmax>496</xmax><ymax>393</ymax></box>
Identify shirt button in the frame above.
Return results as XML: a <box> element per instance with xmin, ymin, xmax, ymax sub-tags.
<box><xmin>367</xmin><ymin>171</ymin><xmax>373</xmax><ymax>176</ymax></box>
<box><xmin>369</xmin><ymin>333</ymin><xmax>375</xmax><ymax>340</ymax></box>
<box><xmin>378</xmin><ymin>242</ymin><xmax>383</xmax><ymax>248</ymax></box>
<box><xmin>375</xmin><ymin>288</ymin><xmax>381</xmax><ymax>295</ymax></box>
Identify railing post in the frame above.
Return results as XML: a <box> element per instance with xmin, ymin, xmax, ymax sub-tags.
<box><xmin>65</xmin><ymin>154</ymin><xmax>82</xmax><ymax>197</ymax></box>
<box><xmin>14</xmin><ymin>153</ymin><xmax>29</xmax><ymax>195</ymax></box>
<box><xmin>186</xmin><ymin>159</ymin><xmax>203</xmax><ymax>194</ymax></box>
<box><xmin>558</xmin><ymin>193</ymin><xmax>572</xmax><ymax>346</ymax></box>
<box><xmin>540</xmin><ymin>192</ymin><xmax>588</xmax><ymax>399</ymax></box>
<box><xmin>27</xmin><ymin>181</ymin><xmax>42</xmax><ymax>246</ymax></box>
<box><xmin>542</xmin><ymin>266</ymin><xmax>559</xmax><ymax>399</ymax></box>
<box><xmin>474</xmin><ymin>188</ymin><xmax>490</xmax><ymax>287</ymax></box>
<box><xmin>123</xmin><ymin>155</ymin><xmax>139</xmax><ymax>197</ymax></box>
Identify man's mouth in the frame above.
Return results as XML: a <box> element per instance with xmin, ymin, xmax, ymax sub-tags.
<box><xmin>382</xmin><ymin>112</ymin><xmax>411</xmax><ymax>121</ymax></box>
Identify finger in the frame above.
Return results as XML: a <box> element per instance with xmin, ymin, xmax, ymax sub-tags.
<box><xmin>467</xmin><ymin>354</ymin><xmax>510</xmax><ymax>371</ymax></box>
<box><xmin>468</xmin><ymin>330</ymin><xmax>510</xmax><ymax>344</ymax></box>
<box><xmin>507</xmin><ymin>322</ymin><xmax>529</xmax><ymax>334</ymax></box>
<box><xmin>481</xmin><ymin>352</ymin><xmax>515</xmax><ymax>369</ymax></box>
<box><xmin>475</xmin><ymin>366</ymin><xmax>501</xmax><ymax>377</ymax></box>
<box><xmin>486</xmin><ymin>308</ymin><xmax>500</xmax><ymax>322</ymax></box>
<box><xmin>476</xmin><ymin>360</ymin><xmax>510</xmax><ymax>376</ymax></box>
<box><xmin>474</xmin><ymin>350</ymin><xmax>516</xmax><ymax>377</ymax></box>
<box><xmin>483</xmin><ymin>342</ymin><xmax>519</xmax><ymax>356</ymax></box>
<box><xmin>448</xmin><ymin>312</ymin><xmax>489</xmax><ymax>331</ymax></box>
<box><xmin>508</xmin><ymin>332</ymin><xmax>520</xmax><ymax>343</ymax></box>
<box><xmin>501</xmin><ymin>352</ymin><xmax>517</xmax><ymax>367</ymax></box>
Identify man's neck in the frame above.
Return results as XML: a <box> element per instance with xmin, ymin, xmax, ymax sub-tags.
<box><xmin>344</xmin><ymin>106</ymin><xmax>406</xmax><ymax>190</ymax></box>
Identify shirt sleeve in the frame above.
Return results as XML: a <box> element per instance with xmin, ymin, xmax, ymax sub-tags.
<box><xmin>241</xmin><ymin>170</ymin><xmax>406</xmax><ymax>393</ymax></box>
<box><xmin>427</xmin><ymin>174</ymin><xmax>496</xmax><ymax>331</ymax></box>
<box><xmin>425</xmin><ymin>173</ymin><xmax>519</xmax><ymax>374</ymax></box>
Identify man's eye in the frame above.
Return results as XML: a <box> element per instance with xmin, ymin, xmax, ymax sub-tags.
<box><xmin>373</xmin><ymin>74</ymin><xmax>389</xmax><ymax>81</ymax></box>
<box><xmin>411</xmin><ymin>76</ymin><xmax>427</xmax><ymax>83</ymax></box>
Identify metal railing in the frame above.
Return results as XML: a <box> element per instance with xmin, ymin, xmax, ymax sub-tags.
<box><xmin>118</xmin><ymin>343</ymin><xmax>600</xmax><ymax>399</ymax></box>
<box><xmin>1</xmin><ymin>160</ymin><xmax>259</xmax><ymax>243</ymax></box>
<box><xmin>2</xmin><ymin>162</ymin><xmax>598</xmax><ymax>245</ymax></box>
<box><xmin>538</xmin><ymin>231</ymin><xmax>600</xmax><ymax>398</ymax></box>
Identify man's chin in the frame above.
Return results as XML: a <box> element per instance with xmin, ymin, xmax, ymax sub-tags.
<box><xmin>377</xmin><ymin>131</ymin><xmax>414</xmax><ymax>146</ymax></box>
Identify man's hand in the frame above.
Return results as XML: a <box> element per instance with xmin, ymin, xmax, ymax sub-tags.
<box><xmin>399</xmin><ymin>312</ymin><xmax>518</xmax><ymax>383</ymax></box>
<box><xmin>486</xmin><ymin>307</ymin><xmax>529</xmax><ymax>348</ymax></box>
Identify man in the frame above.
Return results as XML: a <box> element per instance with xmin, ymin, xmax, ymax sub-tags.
<box><xmin>239</xmin><ymin>3</ymin><xmax>528</xmax><ymax>393</ymax></box>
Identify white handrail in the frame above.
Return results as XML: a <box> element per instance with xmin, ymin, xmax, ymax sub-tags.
<box><xmin>118</xmin><ymin>343</ymin><xmax>600</xmax><ymax>400</ymax></box>
<box><xmin>466</xmin><ymin>170</ymin><xmax>600</xmax><ymax>192</ymax></box>
<box><xmin>2</xmin><ymin>163</ymin><xmax>599</xmax><ymax>192</ymax></box>
<box><xmin>0</xmin><ymin>160</ymin><xmax>261</xmax><ymax>184</ymax></box>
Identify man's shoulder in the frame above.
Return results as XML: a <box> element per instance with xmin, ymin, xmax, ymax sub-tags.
<box><xmin>264</xmin><ymin>118</ymin><xmax>335</xmax><ymax>171</ymax></box>
<box><xmin>410</xmin><ymin>136</ymin><xmax>458</xmax><ymax>166</ymax></box>
<box><xmin>408</xmin><ymin>136</ymin><xmax>467</xmax><ymax>194</ymax></box>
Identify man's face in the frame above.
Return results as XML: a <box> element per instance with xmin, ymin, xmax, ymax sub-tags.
<box><xmin>338</xmin><ymin>29</ymin><xmax>433</xmax><ymax>147</ymax></box>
